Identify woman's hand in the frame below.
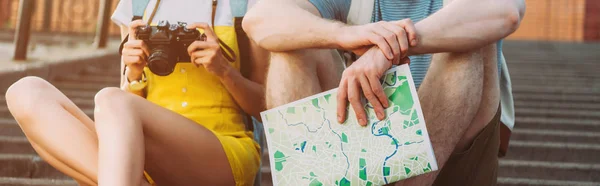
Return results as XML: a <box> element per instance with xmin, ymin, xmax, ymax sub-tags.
<box><xmin>122</xmin><ymin>20</ymin><xmax>150</xmax><ymax>81</ymax></box>
<box><xmin>186</xmin><ymin>23</ymin><xmax>231</xmax><ymax>78</ymax></box>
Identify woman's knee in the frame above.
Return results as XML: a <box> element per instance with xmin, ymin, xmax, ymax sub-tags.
<box><xmin>5</xmin><ymin>76</ymin><xmax>56</xmax><ymax>117</ymax></box>
<box><xmin>94</xmin><ymin>87</ymin><xmax>131</xmax><ymax>109</ymax></box>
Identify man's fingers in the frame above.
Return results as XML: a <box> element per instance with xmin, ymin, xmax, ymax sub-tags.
<box><xmin>380</xmin><ymin>23</ymin><xmax>408</xmax><ymax>59</ymax></box>
<box><xmin>374</xmin><ymin>23</ymin><xmax>400</xmax><ymax>60</ymax></box>
<box><xmin>187</xmin><ymin>22</ymin><xmax>218</xmax><ymax>42</ymax></box>
<box><xmin>348</xmin><ymin>78</ymin><xmax>368</xmax><ymax>126</ymax></box>
<box><xmin>128</xmin><ymin>20</ymin><xmax>146</xmax><ymax>40</ymax></box>
<box><xmin>367</xmin><ymin>74</ymin><xmax>389</xmax><ymax>108</ymax></box>
<box><xmin>358</xmin><ymin>75</ymin><xmax>385</xmax><ymax>120</ymax></box>
<box><xmin>401</xmin><ymin>57</ymin><xmax>411</xmax><ymax>65</ymax></box>
<box><xmin>397</xmin><ymin>29</ymin><xmax>409</xmax><ymax>59</ymax></box>
<box><xmin>368</xmin><ymin>33</ymin><xmax>394</xmax><ymax>60</ymax></box>
<box><xmin>395</xmin><ymin>19</ymin><xmax>418</xmax><ymax>46</ymax></box>
<box><xmin>337</xmin><ymin>79</ymin><xmax>349</xmax><ymax>124</ymax></box>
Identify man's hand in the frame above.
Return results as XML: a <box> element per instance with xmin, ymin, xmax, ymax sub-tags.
<box><xmin>336</xmin><ymin>19</ymin><xmax>418</xmax><ymax>62</ymax></box>
<box><xmin>337</xmin><ymin>47</ymin><xmax>407</xmax><ymax>126</ymax></box>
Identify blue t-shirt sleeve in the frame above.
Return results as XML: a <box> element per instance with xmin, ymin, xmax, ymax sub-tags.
<box><xmin>308</xmin><ymin>0</ymin><xmax>351</xmax><ymax>23</ymax></box>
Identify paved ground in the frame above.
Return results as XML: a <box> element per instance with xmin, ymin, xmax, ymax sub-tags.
<box><xmin>0</xmin><ymin>40</ymin><xmax>598</xmax><ymax>186</ymax></box>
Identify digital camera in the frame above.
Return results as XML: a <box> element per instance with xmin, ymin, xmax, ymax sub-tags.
<box><xmin>136</xmin><ymin>20</ymin><xmax>203</xmax><ymax>76</ymax></box>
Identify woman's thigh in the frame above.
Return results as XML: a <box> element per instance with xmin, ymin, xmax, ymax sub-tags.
<box><xmin>96</xmin><ymin>88</ymin><xmax>236</xmax><ymax>185</ymax></box>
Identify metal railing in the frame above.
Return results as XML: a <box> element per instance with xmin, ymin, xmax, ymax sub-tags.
<box><xmin>0</xmin><ymin>0</ymin><xmax>120</xmax><ymax>36</ymax></box>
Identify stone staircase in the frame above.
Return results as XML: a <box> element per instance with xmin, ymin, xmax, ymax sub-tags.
<box><xmin>0</xmin><ymin>41</ymin><xmax>599</xmax><ymax>186</ymax></box>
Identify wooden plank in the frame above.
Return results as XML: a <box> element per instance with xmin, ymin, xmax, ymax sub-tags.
<box><xmin>13</xmin><ymin>0</ymin><xmax>34</xmax><ymax>61</ymax></box>
<box><xmin>94</xmin><ymin>0</ymin><xmax>113</xmax><ymax>48</ymax></box>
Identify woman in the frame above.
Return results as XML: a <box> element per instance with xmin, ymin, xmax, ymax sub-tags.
<box><xmin>5</xmin><ymin>0</ymin><xmax>268</xmax><ymax>185</ymax></box>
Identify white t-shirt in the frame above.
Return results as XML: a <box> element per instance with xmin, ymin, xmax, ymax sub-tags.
<box><xmin>111</xmin><ymin>0</ymin><xmax>237</xmax><ymax>27</ymax></box>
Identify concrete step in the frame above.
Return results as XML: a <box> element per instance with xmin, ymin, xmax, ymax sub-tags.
<box><xmin>0</xmin><ymin>177</ymin><xmax>76</xmax><ymax>186</ymax></box>
<box><xmin>498</xmin><ymin>177</ymin><xmax>600</xmax><ymax>186</ymax></box>
<box><xmin>515</xmin><ymin>100</ymin><xmax>600</xmax><ymax>111</ymax></box>
<box><xmin>513</xmin><ymin>92</ymin><xmax>600</xmax><ymax>103</ymax></box>
<box><xmin>498</xmin><ymin>160</ymin><xmax>600</xmax><ymax>182</ymax></box>
<box><xmin>511</xmin><ymin>128</ymin><xmax>600</xmax><ymax>143</ymax></box>
<box><xmin>504</xmin><ymin>141</ymin><xmax>600</xmax><ymax>163</ymax></box>
<box><xmin>515</xmin><ymin>108</ymin><xmax>600</xmax><ymax>120</ymax></box>
<box><xmin>514</xmin><ymin>117</ymin><xmax>600</xmax><ymax>132</ymax></box>
<box><xmin>0</xmin><ymin>119</ymin><xmax>23</xmax><ymax>137</ymax></box>
<box><xmin>510</xmin><ymin>70</ymin><xmax>600</xmax><ymax>79</ymax></box>
<box><xmin>54</xmin><ymin>75</ymin><xmax>120</xmax><ymax>85</ymax></box>
<box><xmin>512</xmin><ymin>85</ymin><xmax>600</xmax><ymax>95</ymax></box>
<box><xmin>0</xmin><ymin>136</ymin><xmax>35</xmax><ymax>154</ymax></box>
<box><xmin>53</xmin><ymin>81</ymin><xmax>115</xmax><ymax>92</ymax></box>
<box><xmin>0</xmin><ymin>154</ymin><xmax>68</xmax><ymax>179</ymax></box>
<box><xmin>0</xmin><ymin>106</ymin><xmax>94</xmax><ymax>121</ymax></box>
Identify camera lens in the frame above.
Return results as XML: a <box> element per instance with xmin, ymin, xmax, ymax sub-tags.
<box><xmin>148</xmin><ymin>47</ymin><xmax>174</xmax><ymax>76</ymax></box>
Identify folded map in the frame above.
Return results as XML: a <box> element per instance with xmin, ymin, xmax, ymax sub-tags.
<box><xmin>260</xmin><ymin>65</ymin><xmax>438</xmax><ymax>186</ymax></box>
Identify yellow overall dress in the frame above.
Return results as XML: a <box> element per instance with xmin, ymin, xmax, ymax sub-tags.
<box><xmin>143</xmin><ymin>26</ymin><xmax>260</xmax><ymax>185</ymax></box>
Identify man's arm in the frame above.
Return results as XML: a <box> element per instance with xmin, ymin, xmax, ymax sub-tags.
<box><xmin>243</xmin><ymin>0</ymin><xmax>343</xmax><ymax>52</ymax></box>
<box><xmin>409</xmin><ymin>0</ymin><xmax>525</xmax><ymax>55</ymax></box>
<box><xmin>243</xmin><ymin>0</ymin><xmax>417</xmax><ymax>60</ymax></box>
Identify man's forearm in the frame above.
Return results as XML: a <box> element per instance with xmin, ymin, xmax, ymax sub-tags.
<box><xmin>409</xmin><ymin>0</ymin><xmax>525</xmax><ymax>55</ymax></box>
<box><xmin>243</xmin><ymin>0</ymin><xmax>343</xmax><ymax>52</ymax></box>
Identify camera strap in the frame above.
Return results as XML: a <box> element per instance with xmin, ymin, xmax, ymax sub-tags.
<box><xmin>212</xmin><ymin>0</ymin><xmax>237</xmax><ymax>63</ymax></box>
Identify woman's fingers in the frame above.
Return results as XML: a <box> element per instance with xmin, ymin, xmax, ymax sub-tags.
<box><xmin>124</xmin><ymin>40</ymin><xmax>150</xmax><ymax>57</ymax></box>
<box><xmin>187</xmin><ymin>41</ymin><xmax>219</xmax><ymax>56</ymax></box>
<box><xmin>190</xmin><ymin>49</ymin><xmax>217</xmax><ymax>66</ymax></box>
<box><xmin>128</xmin><ymin>20</ymin><xmax>147</xmax><ymax>40</ymax></box>
<box><xmin>186</xmin><ymin>22</ymin><xmax>218</xmax><ymax>42</ymax></box>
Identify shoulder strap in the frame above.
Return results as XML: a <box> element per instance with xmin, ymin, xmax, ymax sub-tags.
<box><xmin>347</xmin><ymin>0</ymin><xmax>375</xmax><ymax>25</ymax></box>
<box><xmin>132</xmin><ymin>0</ymin><xmax>151</xmax><ymax>21</ymax></box>
<box><xmin>230</xmin><ymin>0</ymin><xmax>248</xmax><ymax>18</ymax></box>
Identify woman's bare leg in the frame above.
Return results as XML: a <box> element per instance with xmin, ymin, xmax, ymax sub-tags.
<box><xmin>94</xmin><ymin>87</ymin><xmax>236</xmax><ymax>186</ymax></box>
<box><xmin>5</xmin><ymin>77</ymin><xmax>99</xmax><ymax>185</ymax></box>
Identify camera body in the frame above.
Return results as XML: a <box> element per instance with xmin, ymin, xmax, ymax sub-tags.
<box><xmin>136</xmin><ymin>20</ymin><xmax>202</xmax><ymax>76</ymax></box>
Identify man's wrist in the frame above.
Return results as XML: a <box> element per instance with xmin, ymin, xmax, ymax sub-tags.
<box><xmin>328</xmin><ymin>22</ymin><xmax>347</xmax><ymax>49</ymax></box>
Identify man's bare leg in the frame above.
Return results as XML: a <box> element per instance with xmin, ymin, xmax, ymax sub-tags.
<box><xmin>266</xmin><ymin>49</ymin><xmax>344</xmax><ymax>108</ymax></box>
<box><xmin>396</xmin><ymin>44</ymin><xmax>499</xmax><ymax>185</ymax></box>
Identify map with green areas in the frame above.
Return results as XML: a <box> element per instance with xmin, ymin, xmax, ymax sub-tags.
<box><xmin>261</xmin><ymin>65</ymin><xmax>438</xmax><ymax>186</ymax></box>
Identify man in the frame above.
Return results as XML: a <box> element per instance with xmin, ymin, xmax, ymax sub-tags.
<box><xmin>244</xmin><ymin>0</ymin><xmax>524</xmax><ymax>185</ymax></box>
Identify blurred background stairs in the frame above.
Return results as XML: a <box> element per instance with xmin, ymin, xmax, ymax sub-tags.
<box><xmin>0</xmin><ymin>41</ymin><xmax>599</xmax><ymax>185</ymax></box>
